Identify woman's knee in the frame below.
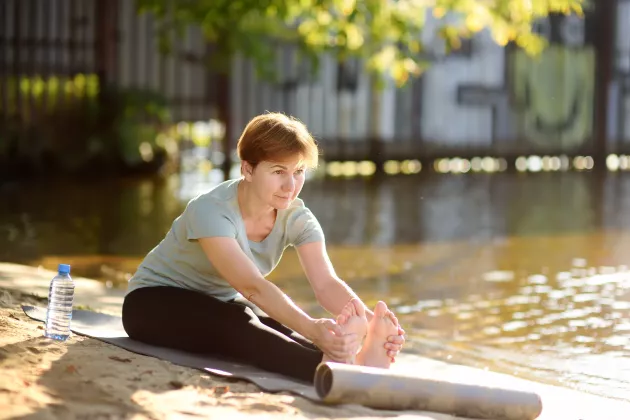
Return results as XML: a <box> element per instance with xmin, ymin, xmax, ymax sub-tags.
<box><xmin>121</xmin><ymin>288</ymin><xmax>161</xmax><ymax>339</ymax></box>
<box><xmin>121</xmin><ymin>293</ymin><xmax>143</xmax><ymax>339</ymax></box>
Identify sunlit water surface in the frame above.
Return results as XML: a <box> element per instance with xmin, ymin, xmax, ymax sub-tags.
<box><xmin>1</xmin><ymin>168</ymin><xmax>629</xmax><ymax>401</ymax></box>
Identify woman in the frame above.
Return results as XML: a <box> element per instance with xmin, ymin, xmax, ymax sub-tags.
<box><xmin>122</xmin><ymin>113</ymin><xmax>406</xmax><ymax>384</ymax></box>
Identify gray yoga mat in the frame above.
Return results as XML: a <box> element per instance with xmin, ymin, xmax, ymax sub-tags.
<box><xmin>22</xmin><ymin>305</ymin><xmax>543</xmax><ymax>420</ymax></box>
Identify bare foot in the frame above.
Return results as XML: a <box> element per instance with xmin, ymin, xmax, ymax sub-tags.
<box><xmin>356</xmin><ymin>301</ymin><xmax>399</xmax><ymax>369</ymax></box>
<box><xmin>335</xmin><ymin>298</ymin><xmax>368</xmax><ymax>364</ymax></box>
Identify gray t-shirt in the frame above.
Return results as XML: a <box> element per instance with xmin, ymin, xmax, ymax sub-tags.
<box><xmin>126</xmin><ymin>178</ymin><xmax>325</xmax><ymax>301</ymax></box>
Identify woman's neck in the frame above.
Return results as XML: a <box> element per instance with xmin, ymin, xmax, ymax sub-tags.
<box><xmin>237</xmin><ymin>179</ymin><xmax>276</xmax><ymax>221</ymax></box>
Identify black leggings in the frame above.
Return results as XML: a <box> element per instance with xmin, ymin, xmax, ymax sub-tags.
<box><xmin>122</xmin><ymin>286</ymin><xmax>324</xmax><ymax>383</ymax></box>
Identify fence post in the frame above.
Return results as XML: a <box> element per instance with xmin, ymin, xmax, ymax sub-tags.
<box><xmin>593</xmin><ymin>0</ymin><xmax>615</xmax><ymax>170</ymax></box>
<box><xmin>218</xmin><ymin>71</ymin><xmax>232</xmax><ymax>180</ymax></box>
<box><xmin>368</xmin><ymin>77</ymin><xmax>384</xmax><ymax>175</ymax></box>
<box><xmin>96</xmin><ymin>1</ymin><xmax>118</xmax><ymax>90</ymax></box>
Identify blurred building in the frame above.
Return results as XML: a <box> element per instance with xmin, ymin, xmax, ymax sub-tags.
<box><xmin>0</xmin><ymin>0</ymin><xmax>627</xmax><ymax>170</ymax></box>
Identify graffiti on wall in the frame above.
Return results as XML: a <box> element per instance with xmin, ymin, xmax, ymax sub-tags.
<box><xmin>509</xmin><ymin>14</ymin><xmax>595</xmax><ymax>149</ymax></box>
<box><xmin>453</xmin><ymin>13</ymin><xmax>595</xmax><ymax>149</ymax></box>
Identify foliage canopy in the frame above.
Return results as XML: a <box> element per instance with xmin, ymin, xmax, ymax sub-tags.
<box><xmin>137</xmin><ymin>0</ymin><xmax>587</xmax><ymax>86</ymax></box>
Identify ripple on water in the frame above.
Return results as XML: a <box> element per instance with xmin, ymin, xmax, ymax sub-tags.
<box><xmin>502</xmin><ymin>320</ymin><xmax>529</xmax><ymax>332</ymax></box>
<box><xmin>573</xmin><ymin>293</ymin><xmax>601</xmax><ymax>303</ymax></box>
<box><xmin>613</xmin><ymin>323</ymin><xmax>630</xmax><ymax>332</ymax></box>
<box><xmin>612</xmin><ymin>301</ymin><xmax>630</xmax><ymax>310</ymax></box>
<box><xmin>603</xmin><ymin>336</ymin><xmax>630</xmax><ymax>348</ymax></box>
<box><xmin>527</xmin><ymin>274</ymin><xmax>548</xmax><ymax>284</ymax></box>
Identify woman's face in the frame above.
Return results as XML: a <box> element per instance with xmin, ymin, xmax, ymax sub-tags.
<box><xmin>243</xmin><ymin>156</ymin><xmax>306</xmax><ymax>210</ymax></box>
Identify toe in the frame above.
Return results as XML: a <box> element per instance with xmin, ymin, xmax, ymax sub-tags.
<box><xmin>337</xmin><ymin>309</ymin><xmax>349</xmax><ymax>325</ymax></box>
<box><xmin>386</xmin><ymin>311</ymin><xmax>398</xmax><ymax>326</ymax></box>
<box><xmin>351</xmin><ymin>298</ymin><xmax>365</xmax><ymax>318</ymax></box>
<box><xmin>339</xmin><ymin>304</ymin><xmax>353</xmax><ymax>325</ymax></box>
<box><xmin>348</xmin><ymin>299</ymin><xmax>358</xmax><ymax>317</ymax></box>
<box><xmin>373</xmin><ymin>301</ymin><xmax>388</xmax><ymax>318</ymax></box>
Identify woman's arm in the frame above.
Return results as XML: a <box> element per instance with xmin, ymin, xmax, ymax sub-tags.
<box><xmin>296</xmin><ymin>240</ymin><xmax>374</xmax><ymax>320</ymax></box>
<box><xmin>198</xmin><ymin>236</ymin><xmax>358</xmax><ymax>361</ymax></box>
<box><xmin>297</xmin><ymin>240</ymin><xmax>406</xmax><ymax>361</ymax></box>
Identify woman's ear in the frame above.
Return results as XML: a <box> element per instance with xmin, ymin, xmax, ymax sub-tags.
<box><xmin>242</xmin><ymin>161</ymin><xmax>254</xmax><ymax>181</ymax></box>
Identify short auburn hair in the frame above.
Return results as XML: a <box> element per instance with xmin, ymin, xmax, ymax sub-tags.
<box><xmin>236</xmin><ymin>113</ymin><xmax>319</xmax><ymax>169</ymax></box>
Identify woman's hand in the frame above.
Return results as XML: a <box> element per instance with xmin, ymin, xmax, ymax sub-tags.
<box><xmin>309</xmin><ymin>318</ymin><xmax>360</xmax><ymax>362</ymax></box>
<box><xmin>385</xmin><ymin>324</ymin><xmax>406</xmax><ymax>363</ymax></box>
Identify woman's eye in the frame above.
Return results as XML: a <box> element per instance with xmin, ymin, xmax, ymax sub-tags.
<box><xmin>295</xmin><ymin>169</ymin><xmax>304</xmax><ymax>175</ymax></box>
<box><xmin>274</xmin><ymin>170</ymin><xmax>284</xmax><ymax>175</ymax></box>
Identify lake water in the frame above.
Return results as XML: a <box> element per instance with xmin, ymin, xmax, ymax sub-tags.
<box><xmin>1</xmin><ymin>167</ymin><xmax>629</xmax><ymax>401</ymax></box>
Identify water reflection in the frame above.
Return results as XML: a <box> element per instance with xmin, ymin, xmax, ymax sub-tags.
<box><xmin>1</xmin><ymin>170</ymin><xmax>629</xmax><ymax>400</ymax></box>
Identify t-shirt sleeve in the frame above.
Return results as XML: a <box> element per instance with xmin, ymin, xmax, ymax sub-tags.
<box><xmin>185</xmin><ymin>198</ymin><xmax>236</xmax><ymax>241</ymax></box>
<box><xmin>288</xmin><ymin>207</ymin><xmax>325</xmax><ymax>247</ymax></box>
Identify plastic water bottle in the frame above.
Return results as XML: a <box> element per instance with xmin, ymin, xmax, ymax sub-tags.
<box><xmin>45</xmin><ymin>264</ymin><xmax>75</xmax><ymax>341</ymax></box>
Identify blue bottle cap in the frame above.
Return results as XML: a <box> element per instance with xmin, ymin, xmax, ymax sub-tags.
<box><xmin>58</xmin><ymin>264</ymin><xmax>71</xmax><ymax>274</ymax></box>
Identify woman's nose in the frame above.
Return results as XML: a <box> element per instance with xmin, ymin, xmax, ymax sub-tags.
<box><xmin>283</xmin><ymin>177</ymin><xmax>295</xmax><ymax>191</ymax></box>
